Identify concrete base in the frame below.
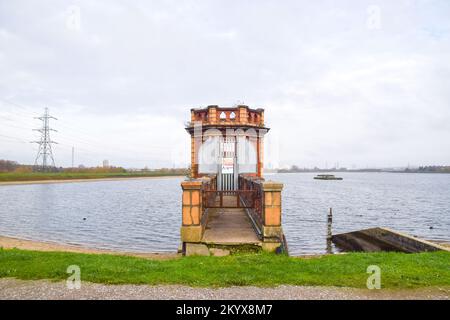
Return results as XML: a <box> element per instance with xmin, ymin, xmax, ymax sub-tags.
<box><xmin>261</xmin><ymin>242</ymin><xmax>282</xmax><ymax>253</ymax></box>
<box><xmin>183</xmin><ymin>244</ymin><xmax>232</xmax><ymax>257</ymax></box>
<box><xmin>332</xmin><ymin>227</ymin><xmax>450</xmax><ymax>253</ymax></box>
<box><xmin>262</xmin><ymin>226</ymin><xmax>283</xmax><ymax>239</ymax></box>
<box><xmin>209</xmin><ymin>248</ymin><xmax>231</xmax><ymax>257</ymax></box>
<box><xmin>180</xmin><ymin>225</ymin><xmax>204</xmax><ymax>243</ymax></box>
<box><xmin>185</xmin><ymin>243</ymin><xmax>210</xmax><ymax>256</ymax></box>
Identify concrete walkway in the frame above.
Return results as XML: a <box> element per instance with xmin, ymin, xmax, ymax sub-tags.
<box><xmin>202</xmin><ymin>196</ymin><xmax>261</xmax><ymax>245</ymax></box>
<box><xmin>0</xmin><ymin>279</ymin><xmax>448</xmax><ymax>300</ymax></box>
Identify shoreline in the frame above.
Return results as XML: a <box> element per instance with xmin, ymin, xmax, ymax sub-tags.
<box><xmin>0</xmin><ymin>175</ymin><xmax>185</xmax><ymax>186</ymax></box>
<box><xmin>0</xmin><ymin>235</ymin><xmax>179</xmax><ymax>260</ymax></box>
<box><xmin>1</xmin><ymin>234</ymin><xmax>449</xmax><ymax>258</ymax></box>
<box><xmin>0</xmin><ymin>234</ymin><xmax>334</xmax><ymax>259</ymax></box>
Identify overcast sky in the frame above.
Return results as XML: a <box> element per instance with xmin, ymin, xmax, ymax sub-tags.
<box><xmin>1</xmin><ymin>0</ymin><xmax>449</xmax><ymax>169</ymax></box>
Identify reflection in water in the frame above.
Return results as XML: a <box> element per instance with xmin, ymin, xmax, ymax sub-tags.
<box><xmin>0</xmin><ymin>173</ymin><xmax>449</xmax><ymax>255</ymax></box>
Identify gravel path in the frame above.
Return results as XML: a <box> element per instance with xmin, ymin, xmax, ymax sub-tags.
<box><xmin>0</xmin><ymin>279</ymin><xmax>448</xmax><ymax>300</ymax></box>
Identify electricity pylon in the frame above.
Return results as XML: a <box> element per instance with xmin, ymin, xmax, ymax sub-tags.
<box><xmin>32</xmin><ymin>108</ymin><xmax>57</xmax><ymax>171</ymax></box>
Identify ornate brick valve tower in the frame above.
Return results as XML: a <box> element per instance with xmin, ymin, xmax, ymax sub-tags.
<box><xmin>181</xmin><ymin>105</ymin><xmax>286</xmax><ymax>256</ymax></box>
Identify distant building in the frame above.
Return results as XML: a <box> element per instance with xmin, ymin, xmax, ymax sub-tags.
<box><xmin>103</xmin><ymin>160</ymin><xmax>110</xmax><ymax>168</ymax></box>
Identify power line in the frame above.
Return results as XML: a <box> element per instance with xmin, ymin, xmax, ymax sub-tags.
<box><xmin>1</xmin><ymin>98</ymin><xmax>170</xmax><ymax>151</ymax></box>
<box><xmin>0</xmin><ymin>98</ymin><xmax>37</xmax><ymax>116</ymax></box>
<box><xmin>0</xmin><ymin>133</ymin><xmax>28</xmax><ymax>144</ymax></box>
<box><xmin>1</xmin><ymin>98</ymin><xmax>176</xmax><ymax>166</ymax></box>
<box><xmin>31</xmin><ymin>108</ymin><xmax>58</xmax><ymax>170</ymax></box>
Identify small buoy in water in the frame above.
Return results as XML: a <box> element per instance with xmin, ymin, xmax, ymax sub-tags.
<box><xmin>83</xmin><ymin>218</ymin><xmax>87</xmax><ymax>221</ymax></box>
<box><xmin>429</xmin><ymin>226</ymin><xmax>434</xmax><ymax>229</ymax></box>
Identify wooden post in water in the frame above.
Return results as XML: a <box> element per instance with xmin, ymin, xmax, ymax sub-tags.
<box><xmin>326</xmin><ymin>208</ymin><xmax>333</xmax><ymax>254</ymax></box>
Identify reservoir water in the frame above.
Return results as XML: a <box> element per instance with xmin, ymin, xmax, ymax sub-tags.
<box><xmin>0</xmin><ymin>173</ymin><xmax>449</xmax><ymax>255</ymax></box>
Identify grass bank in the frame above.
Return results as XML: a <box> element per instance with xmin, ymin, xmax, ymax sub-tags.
<box><xmin>0</xmin><ymin>249</ymin><xmax>449</xmax><ymax>288</ymax></box>
<box><xmin>0</xmin><ymin>172</ymin><xmax>184</xmax><ymax>182</ymax></box>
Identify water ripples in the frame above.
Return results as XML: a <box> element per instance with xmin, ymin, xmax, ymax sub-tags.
<box><xmin>0</xmin><ymin>173</ymin><xmax>449</xmax><ymax>255</ymax></box>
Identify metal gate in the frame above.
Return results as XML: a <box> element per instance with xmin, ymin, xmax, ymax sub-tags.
<box><xmin>203</xmin><ymin>190</ymin><xmax>256</xmax><ymax>208</ymax></box>
<box><xmin>219</xmin><ymin>136</ymin><xmax>237</xmax><ymax>191</ymax></box>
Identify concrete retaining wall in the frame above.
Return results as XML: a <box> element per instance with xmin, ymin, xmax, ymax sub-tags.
<box><xmin>332</xmin><ymin>227</ymin><xmax>449</xmax><ymax>253</ymax></box>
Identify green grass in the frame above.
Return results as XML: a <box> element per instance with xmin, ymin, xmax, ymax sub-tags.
<box><xmin>1</xmin><ymin>249</ymin><xmax>449</xmax><ymax>288</ymax></box>
<box><xmin>0</xmin><ymin>172</ymin><xmax>184</xmax><ymax>182</ymax></box>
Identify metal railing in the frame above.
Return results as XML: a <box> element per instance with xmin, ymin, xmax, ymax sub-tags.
<box><xmin>238</xmin><ymin>175</ymin><xmax>264</xmax><ymax>230</ymax></box>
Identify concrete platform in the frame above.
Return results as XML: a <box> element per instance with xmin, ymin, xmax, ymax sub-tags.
<box><xmin>202</xmin><ymin>204</ymin><xmax>261</xmax><ymax>246</ymax></box>
<box><xmin>332</xmin><ymin>227</ymin><xmax>450</xmax><ymax>253</ymax></box>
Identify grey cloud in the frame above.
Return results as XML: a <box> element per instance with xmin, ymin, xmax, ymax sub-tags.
<box><xmin>1</xmin><ymin>0</ymin><xmax>450</xmax><ymax>167</ymax></box>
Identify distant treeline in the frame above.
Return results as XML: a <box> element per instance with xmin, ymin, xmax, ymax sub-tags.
<box><xmin>276</xmin><ymin>164</ymin><xmax>450</xmax><ymax>174</ymax></box>
<box><xmin>0</xmin><ymin>159</ymin><xmax>188</xmax><ymax>175</ymax></box>
<box><xmin>277</xmin><ymin>165</ymin><xmax>351</xmax><ymax>173</ymax></box>
<box><xmin>410</xmin><ymin>166</ymin><xmax>450</xmax><ymax>173</ymax></box>
<box><xmin>0</xmin><ymin>159</ymin><xmax>126</xmax><ymax>173</ymax></box>
<box><xmin>0</xmin><ymin>160</ymin><xmax>20</xmax><ymax>172</ymax></box>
